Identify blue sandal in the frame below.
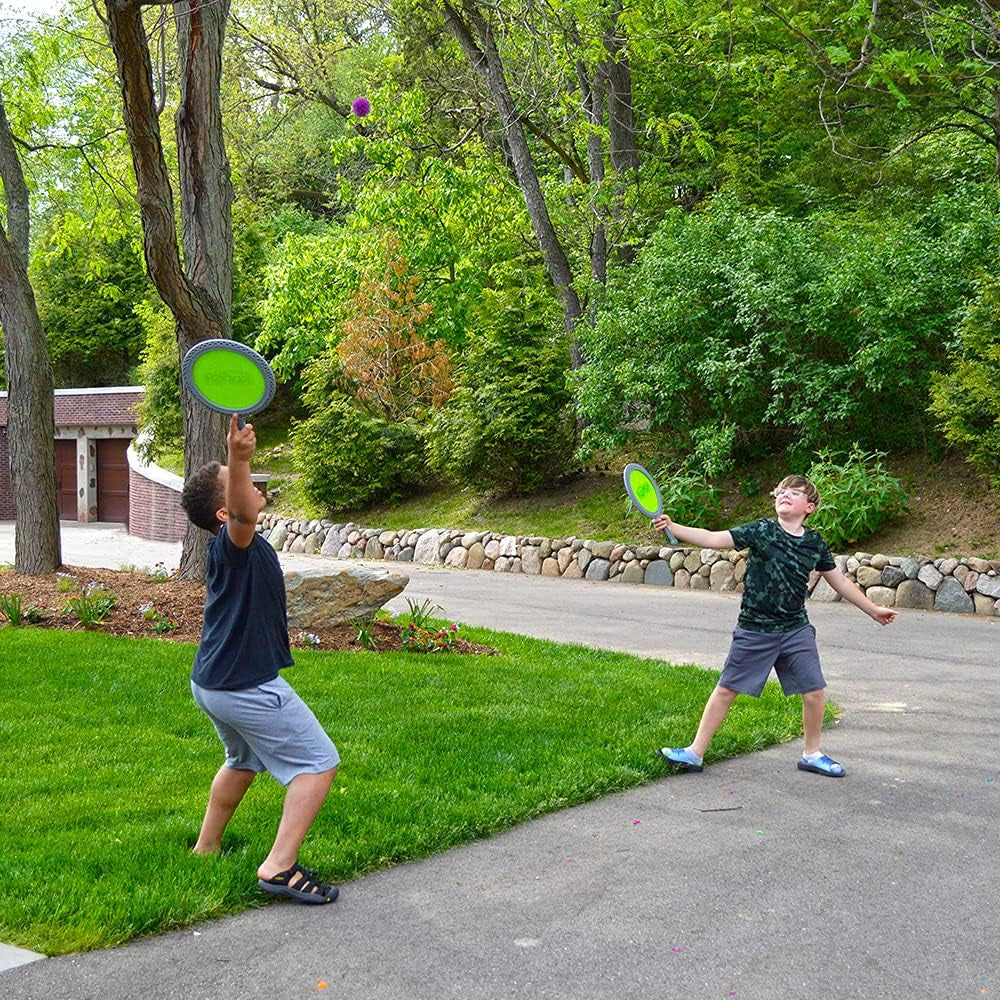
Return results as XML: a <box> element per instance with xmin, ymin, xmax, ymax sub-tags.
<box><xmin>797</xmin><ymin>754</ymin><xmax>845</xmax><ymax>778</ymax></box>
<box><xmin>655</xmin><ymin>747</ymin><xmax>703</xmax><ymax>772</ymax></box>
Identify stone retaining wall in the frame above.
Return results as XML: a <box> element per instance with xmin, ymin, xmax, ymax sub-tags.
<box><xmin>256</xmin><ymin>515</ymin><xmax>1000</xmax><ymax>618</ymax></box>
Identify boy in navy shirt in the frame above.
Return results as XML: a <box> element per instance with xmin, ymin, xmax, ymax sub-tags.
<box><xmin>654</xmin><ymin>475</ymin><xmax>895</xmax><ymax>778</ymax></box>
<box><xmin>181</xmin><ymin>414</ymin><xmax>340</xmax><ymax>903</ymax></box>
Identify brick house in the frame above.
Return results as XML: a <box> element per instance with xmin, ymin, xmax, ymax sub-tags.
<box><xmin>0</xmin><ymin>386</ymin><xmax>187</xmax><ymax>543</ymax></box>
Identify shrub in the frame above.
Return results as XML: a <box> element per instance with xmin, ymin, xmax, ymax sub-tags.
<box><xmin>929</xmin><ymin>273</ymin><xmax>1000</xmax><ymax>489</ymax></box>
<box><xmin>63</xmin><ymin>587</ymin><xmax>116</xmax><ymax>628</ymax></box>
<box><xmin>652</xmin><ymin>469</ymin><xmax>723</xmax><ymax>528</ymax></box>
<box><xmin>0</xmin><ymin>594</ymin><xmax>41</xmax><ymax>626</ymax></box>
<box><xmin>805</xmin><ymin>446</ymin><xmax>909</xmax><ymax>550</ymax></box>
<box><xmin>426</xmin><ymin>287</ymin><xmax>576</xmax><ymax>495</ymax></box>
<box><xmin>291</xmin><ymin>393</ymin><xmax>424</xmax><ymax>512</ymax></box>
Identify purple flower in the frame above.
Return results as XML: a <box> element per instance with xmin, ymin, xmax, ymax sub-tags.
<box><xmin>352</xmin><ymin>97</ymin><xmax>371</xmax><ymax>118</ymax></box>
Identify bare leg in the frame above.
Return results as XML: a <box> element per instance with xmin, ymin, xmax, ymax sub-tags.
<box><xmin>193</xmin><ymin>766</ymin><xmax>257</xmax><ymax>854</ymax></box>
<box><xmin>257</xmin><ymin>767</ymin><xmax>337</xmax><ymax>881</ymax></box>
<box><xmin>802</xmin><ymin>689</ymin><xmax>826</xmax><ymax>756</ymax></box>
<box><xmin>690</xmin><ymin>685</ymin><xmax>740</xmax><ymax>758</ymax></box>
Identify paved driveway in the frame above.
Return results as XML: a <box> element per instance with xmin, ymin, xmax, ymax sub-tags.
<box><xmin>1</xmin><ymin>523</ymin><xmax>997</xmax><ymax>999</ymax></box>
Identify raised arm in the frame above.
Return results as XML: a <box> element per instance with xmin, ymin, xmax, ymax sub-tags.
<box><xmin>225</xmin><ymin>413</ymin><xmax>259</xmax><ymax>549</ymax></box>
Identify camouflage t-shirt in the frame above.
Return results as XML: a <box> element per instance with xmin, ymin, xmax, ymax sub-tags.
<box><xmin>728</xmin><ymin>518</ymin><xmax>836</xmax><ymax>633</ymax></box>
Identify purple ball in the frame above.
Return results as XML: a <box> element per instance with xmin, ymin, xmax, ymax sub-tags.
<box><xmin>352</xmin><ymin>97</ymin><xmax>371</xmax><ymax>118</ymax></box>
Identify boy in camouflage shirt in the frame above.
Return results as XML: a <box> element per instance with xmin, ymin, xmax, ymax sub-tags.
<box><xmin>653</xmin><ymin>474</ymin><xmax>895</xmax><ymax>778</ymax></box>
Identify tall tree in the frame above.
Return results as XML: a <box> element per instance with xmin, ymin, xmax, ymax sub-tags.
<box><xmin>0</xmin><ymin>90</ymin><xmax>61</xmax><ymax>573</ymax></box>
<box><xmin>103</xmin><ymin>0</ymin><xmax>234</xmax><ymax>578</ymax></box>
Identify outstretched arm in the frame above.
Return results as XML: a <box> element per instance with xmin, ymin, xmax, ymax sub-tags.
<box><xmin>652</xmin><ymin>516</ymin><xmax>734</xmax><ymax>551</ymax></box>
<box><xmin>819</xmin><ymin>568</ymin><xmax>897</xmax><ymax>625</ymax></box>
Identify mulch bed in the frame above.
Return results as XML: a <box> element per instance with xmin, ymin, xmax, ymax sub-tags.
<box><xmin>0</xmin><ymin>565</ymin><xmax>498</xmax><ymax>655</ymax></box>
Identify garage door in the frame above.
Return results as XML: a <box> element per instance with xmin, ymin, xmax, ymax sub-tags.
<box><xmin>97</xmin><ymin>438</ymin><xmax>130</xmax><ymax>524</ymax></box>
<box><xmin>55</xmin><ymin>440</ymin><xmax>77</xmax><ymax>520</ymax></box>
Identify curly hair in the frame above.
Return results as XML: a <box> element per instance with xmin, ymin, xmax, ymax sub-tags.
<box><xmin>180</xmin><ymin>461</ymin><xmax>224</xmax><ymax>533</ymax></box>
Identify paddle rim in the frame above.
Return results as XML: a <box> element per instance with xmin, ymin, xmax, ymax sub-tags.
<box><xmin>181</xmin><ymin>339</ymin><xmax>276</xmax><ymax>417</ymax></box>
<box><xmin>622</xmin><ymin>462</ymin><xmax>663</xmax><ymax>518</ymax></box>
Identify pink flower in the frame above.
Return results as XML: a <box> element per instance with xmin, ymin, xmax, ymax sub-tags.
<box><xmin>352</xmin><ymin>97</ymin><xmax>371</xmax><ymax>117</ymax></box>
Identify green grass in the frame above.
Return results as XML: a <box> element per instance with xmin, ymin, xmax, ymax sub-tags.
<box><xmin>0</xmin><ymin>626</ymin><xmax>830</xmax><ymax>956</ymax></box>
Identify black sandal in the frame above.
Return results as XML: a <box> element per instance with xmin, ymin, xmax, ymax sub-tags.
<box><xmin>258</xmin><ymin>863</ymin><xmax>339</xmax><ymax>904</ymax></box>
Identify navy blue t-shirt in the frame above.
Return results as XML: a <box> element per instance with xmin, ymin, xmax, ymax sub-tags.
<box><xmin>191</xmin><ymin>525</ymin><xmax>293</xmax><ymax>690</ymax></box>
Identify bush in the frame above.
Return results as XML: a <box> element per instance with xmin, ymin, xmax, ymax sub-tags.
<box><xmin>805</xmin><ymin>447</ymin><xmax>909</xmax><ymax>550</ymax></box>
<box><xmin>291</xmin><ymin>393</ymin><xmax>424</xmax><ymax>512</ymax></box>
<box><xmin>426</xmin><ymin>287</ymin><xmax>576</xmax><ymax>495</ymax></box>
<box><xmin>929</xmin><ymin>273</ymin><xmax>1000</xmax><ymax>489</ymax></box>
<box><xmin>652</xmin><ymin>469</ymin><xmax>723</xmax><ymax>527</ymax></box>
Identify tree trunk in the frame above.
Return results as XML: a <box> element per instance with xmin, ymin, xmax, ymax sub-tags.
<box><xmin>442</xmin><ymin>1</ymin><xmax>584</xmax><ymax>363</ymax></box>
<box><xmin>0</xmin><ymin>92</ymin><xmax>60</xmax><ymax>574</ymax></box>
<box><xmin>105</xmin><ymin>0</ymin><xmax>234</xmax><ymax>579</ymax></box>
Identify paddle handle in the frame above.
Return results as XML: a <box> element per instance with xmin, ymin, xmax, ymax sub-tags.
<box><xmin>661</xmin><ymin>525</ymin><xmax>679</xmax><ymax>545</ymax></box>
<box><xmin>237</xmin><ymin>413</ymin><xmax>246</xmax><ymax>429</ymax></box>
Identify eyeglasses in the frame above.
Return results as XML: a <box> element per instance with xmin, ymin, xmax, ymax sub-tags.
<box><xmin>771</xmin><ymin>487</ymin><xmax>809</xmax><ymax>499</ymax></box>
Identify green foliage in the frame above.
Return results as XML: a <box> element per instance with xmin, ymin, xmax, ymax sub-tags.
<box><xmin>62</xmin><ymin>586</ymin><xmax>116</xmax><ymax>628</ymax></box>
<box><xmin>351</xmin><ymin>618</ymin><xmax>378</xmax><ymax>651</ymax></box>
<box><xmin>400</xmin><ymin>620</ymin><xmax>460</xmax><ymax>653</ymax></box>
<box><xmin>31</xmin><ymin>214</ymin><xmax>149</xmax><ymax>387</ymax></box>
<box><xmin>929</xmin><ymin>273</ymin><xmax>1000</xmax><ymax>489</ymax></box>
<box><xmin>0</xmin><ymin>594</ymin><xmax>41</xmax><ymax>626</ymax></box>
<box><xmin>403</xmin><ymin>597</ymin><xmax>443</xmax><ymax>629</ymax></box>
<box><xmin>576</xmin><ymin>189</ymin><xmax>1000</xmax><ymax>472</ymax></box>
<box><xmin>426</xmin><ymin>287</ymin><xmax>576</xmax><ymax>495</ymax></box>
<box><xmin>291</xmin><ymin>391</ymin><xmax>425</xmax><ymax>513</ymax></box>
<box><xmin>133</xmin><ymin>300</ymin><xmax>181</xmax><ymax>462</ymax></box>
<box><xmin>805</xmin><ymin>447</ymin><xmax>909</xmax><ymax>550</ymax></box>
<box><xmin>653</xmin><ymin>469</ymin><xmax>723</xmax><ymax>528</ymax></box>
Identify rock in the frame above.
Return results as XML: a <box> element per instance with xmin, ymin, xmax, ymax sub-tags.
<box><xmin>809</xmin><ymin>577</ymin><xmax>841</xmax><ymax>602</ymax></box>
<box><xmin>562</xmin><ymin>560</ymin><xmax>584</xmax><ymax>579</ymax></box>
<box><xmin>881</xmin><ymin>566</ymin><xmax>906</xmax><ymax>588</ymax></box>
<box><xmin>268</xmin><ymin>524</ymin><xmax>289</xmax><ymax>550</ymax></box>
<box><xmin>938</xmin><ymin>558</ymin><xmax>959</xmax><ymax>576</ymax></box>
<box><xmin>379</xmin><ymin>530</ymin><xmax>397</xmax><ymax>546</ymax></box>
<box><xmin>895</xmin><ymin>580</ymin><xmax>934</xmax><ymax>610</ymax></box>
<box><xmin>635</xmin><ymin>545</ymin><xmax>660</xmax><ymax>561</ymax></box>
<box><xmin>577</xmin><ymin>549</ymin><xmax>593</xmax><ymax>571</ymax></box>
<box><xmin>364</xmin><ymin>538</ymin><xmax>384</xmax><ymax>560</ymax></box>
<box><xmin>590</xmin><ymin>541</ymin><xmax>615</xmax><ymax>560</ymax></box>
<box><xmin>701</xmin><ymin>548</ymin><xmax>722</xmax><ymax>566</ymax></box>
<box><xmin>337</xmin><ymin>542</ymin><xmax>353</xmax><ymax>559</ymax></box>
<box><xmin>499</xmin><ymin>535</ymin><xmax>518</xmax><ymax>557</ymax></box>
<box><xmin>710</xmin><ymin>561</ymin><xmax>734</xmax><ymax>591</ymax></box>
<box><xmin>962</xmin><ymin>572</ymin><xmax>979</xmax><ymax>593</ymax></box>
<box><xmin>461</xmin><ymin>532</ymin><xmax>484</xmax><ymax>548</ymax></box>
<box><xmin>865</xmin><ymin>586</ymin><xmax>896</xmax><ymax>607</ymax></box>
<box><xmin>644</xmin><ymin>561</ymin><xmax>675</xmax><ymax>587</ymax></box>
<box><xmin>541</xmin><ymin>557</ymin><xmax>561</xmax><ymax>577</ymax></box>
<box><xmin>870</xmin><ymin>554</ymin><xmax>890</xmax><ymax>570</ymax></box>
<box><xmin>968</xmin><ymin>557</ymin><xmax>992</xmax><ymax>573</ymax></box>
<box><xmin>557</xmin><ymin>547</ymin><xmax>575</xmax><ymax>574</ymax></box>
<box><xmin>414</xmin><ymin>530</ymin><xmax>442</xmax><ymax>565</ymax></box>
<box><xmin>484</xmin><ymin>539</ymin><xmax>501</xmax><ymax>561</ymax></box>
<box><xmin>690</xmin><ymin>573</ymin><xmax>709</xmax><ymax>590</ymax></box>
<box><xmin>669</xmin><ymin>551</ymin><xmax>687</xmax><ymax>571</ymax></box>
<box><xmin>933</xmin><ymin>577</ymin><xmax>975</xmax><ymax>614</ymax></box>
<box><xmin>303</xmin><ymin>532</ymin><xmax>323</xmax><ymax>555</ymax></box>
<box><xmin>973</xmin><ymin>593</ymin><xmax>998</xmax><ymax>616</ymax></box>
<box><xmin>976</xmin><ymin>574</ymin><xmax>1000</xmax><ymax>598</ymax></box>
<box><xmin>396</xmin><ymin>547</ymin><xmax>414</xmax><ymax>562</ymax></box>
<box><xmin>521</xmin><ymin>547</ymin><xmax>542</xmax><ymax>575</ymax></box>
<box><xmin>899</xmin><ymin>558</ymin><xmax>920</xmax><ymax>580</ymax></box>
<box><xmin>494</xmin><ymin>556</ymin><xmax>511</xmax><ymax>573</ymax></box>
<box><xmin>917</xmin><ymin>564</ymin><xmax>944</xmax><ymax>591</ymax></box>
<box><xmin>289</xmin><ymin>535</ymin><xmax>307</xmax><ymax>554</ymax></box>
<box><xmin>284</xmin><ymin>565</ymin><xmax>408</xmax><ymax>626</ymax></box>
<box><xmin>621</xmin><ymin>561</ymin><xmax>645</xmax><ymax>584</ymax></box>
<box><xmin>445</xmin><ymin>547</ymin><xmax>468</xmax><ymax>568</ymax></box>
<box><xmin>673</xmin><ymin>569</ymin><xmax>691</xmax><ymax>589</ymax></box>
<box><xmin>856</xmin><ymin>566</ymin><xmax>883</xmax><ymax>589</ymax></box>
<box><xmin>585</xmin><ymin>558</ymin><xmax>611</xmax><ymax>581</ymax></box>
<box><xmin>466</xmin><ymin>542</ymin><xmax>486</xmax><ymax>570</ymax></box>
<box><xmin>683</xmin><ymin>551</ymin><xmax>701</xmax><ymax>574</ymax></box>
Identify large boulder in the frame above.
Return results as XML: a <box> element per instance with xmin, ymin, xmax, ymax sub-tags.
<box><xmin>284</xmin><ymin>565</ymin><xmax>408</xmax><ymax>626</ymax></box>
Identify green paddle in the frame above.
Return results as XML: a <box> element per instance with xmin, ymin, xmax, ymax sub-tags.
<box><xmin>181</xmin><ymin>339</ymin><xmax>276</xmax><ymax>428</ymax></box>
<box><xmin>623</xmin><ymin>463</ymin><xmax>679</xmax><ymax>544</ymax></box>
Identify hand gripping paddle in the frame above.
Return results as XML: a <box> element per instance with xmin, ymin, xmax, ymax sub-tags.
<box><xmin>181</xmin><ymin>339</ymin><xmax>276</xmax><ymax>428</ymax></box>
<box><xmin>623</xmin><ymin>463</ymin><xmax>679</xmax><ymax>544</ymax></box>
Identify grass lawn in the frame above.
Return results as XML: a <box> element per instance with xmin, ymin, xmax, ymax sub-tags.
<box><xmin>0</xmin><ymin>626</ymin><xmax>832</xmax><ymax>956</ymax></box>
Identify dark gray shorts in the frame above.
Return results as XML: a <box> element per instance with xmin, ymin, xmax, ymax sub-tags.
<box><xmin>719</xmin><ymin>624</ymin><xmax>825</xmax><ymax>698</ymax></box>
<box><xmin>191</xmin><ymin>675</ymin><xmax>340</xmax><ymax>786</ymax></box>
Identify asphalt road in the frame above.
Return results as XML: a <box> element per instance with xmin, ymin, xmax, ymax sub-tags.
<box><xmin>1</xmin><ymin>523</ymin><xmax>997</xmax><ymax>999</ymax></box>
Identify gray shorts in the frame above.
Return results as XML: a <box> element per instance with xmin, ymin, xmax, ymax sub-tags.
<box><xmin>719</xmin><ymin>624</ymin><xmax>825</xmax><ymax>698</ymax></box>
<box><xmin>191</xmin><ymin>675</ymin><xmax>340</xmax><ymax>786</ymax></box>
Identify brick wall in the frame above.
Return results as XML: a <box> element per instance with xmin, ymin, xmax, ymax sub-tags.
<box><xmin>127</xmin><ymin>448</ymin><xmax>187</xmax><ymax>543</ymax></box>
<box><xmin>0</xmin><ymin>429</ymin><xmax>13</xmax><ymax>519</ymax></box>
<box><xmin>0</xmin><ymin>386</ymin><xmax>143</xmax><ymax>428</ymax></box>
